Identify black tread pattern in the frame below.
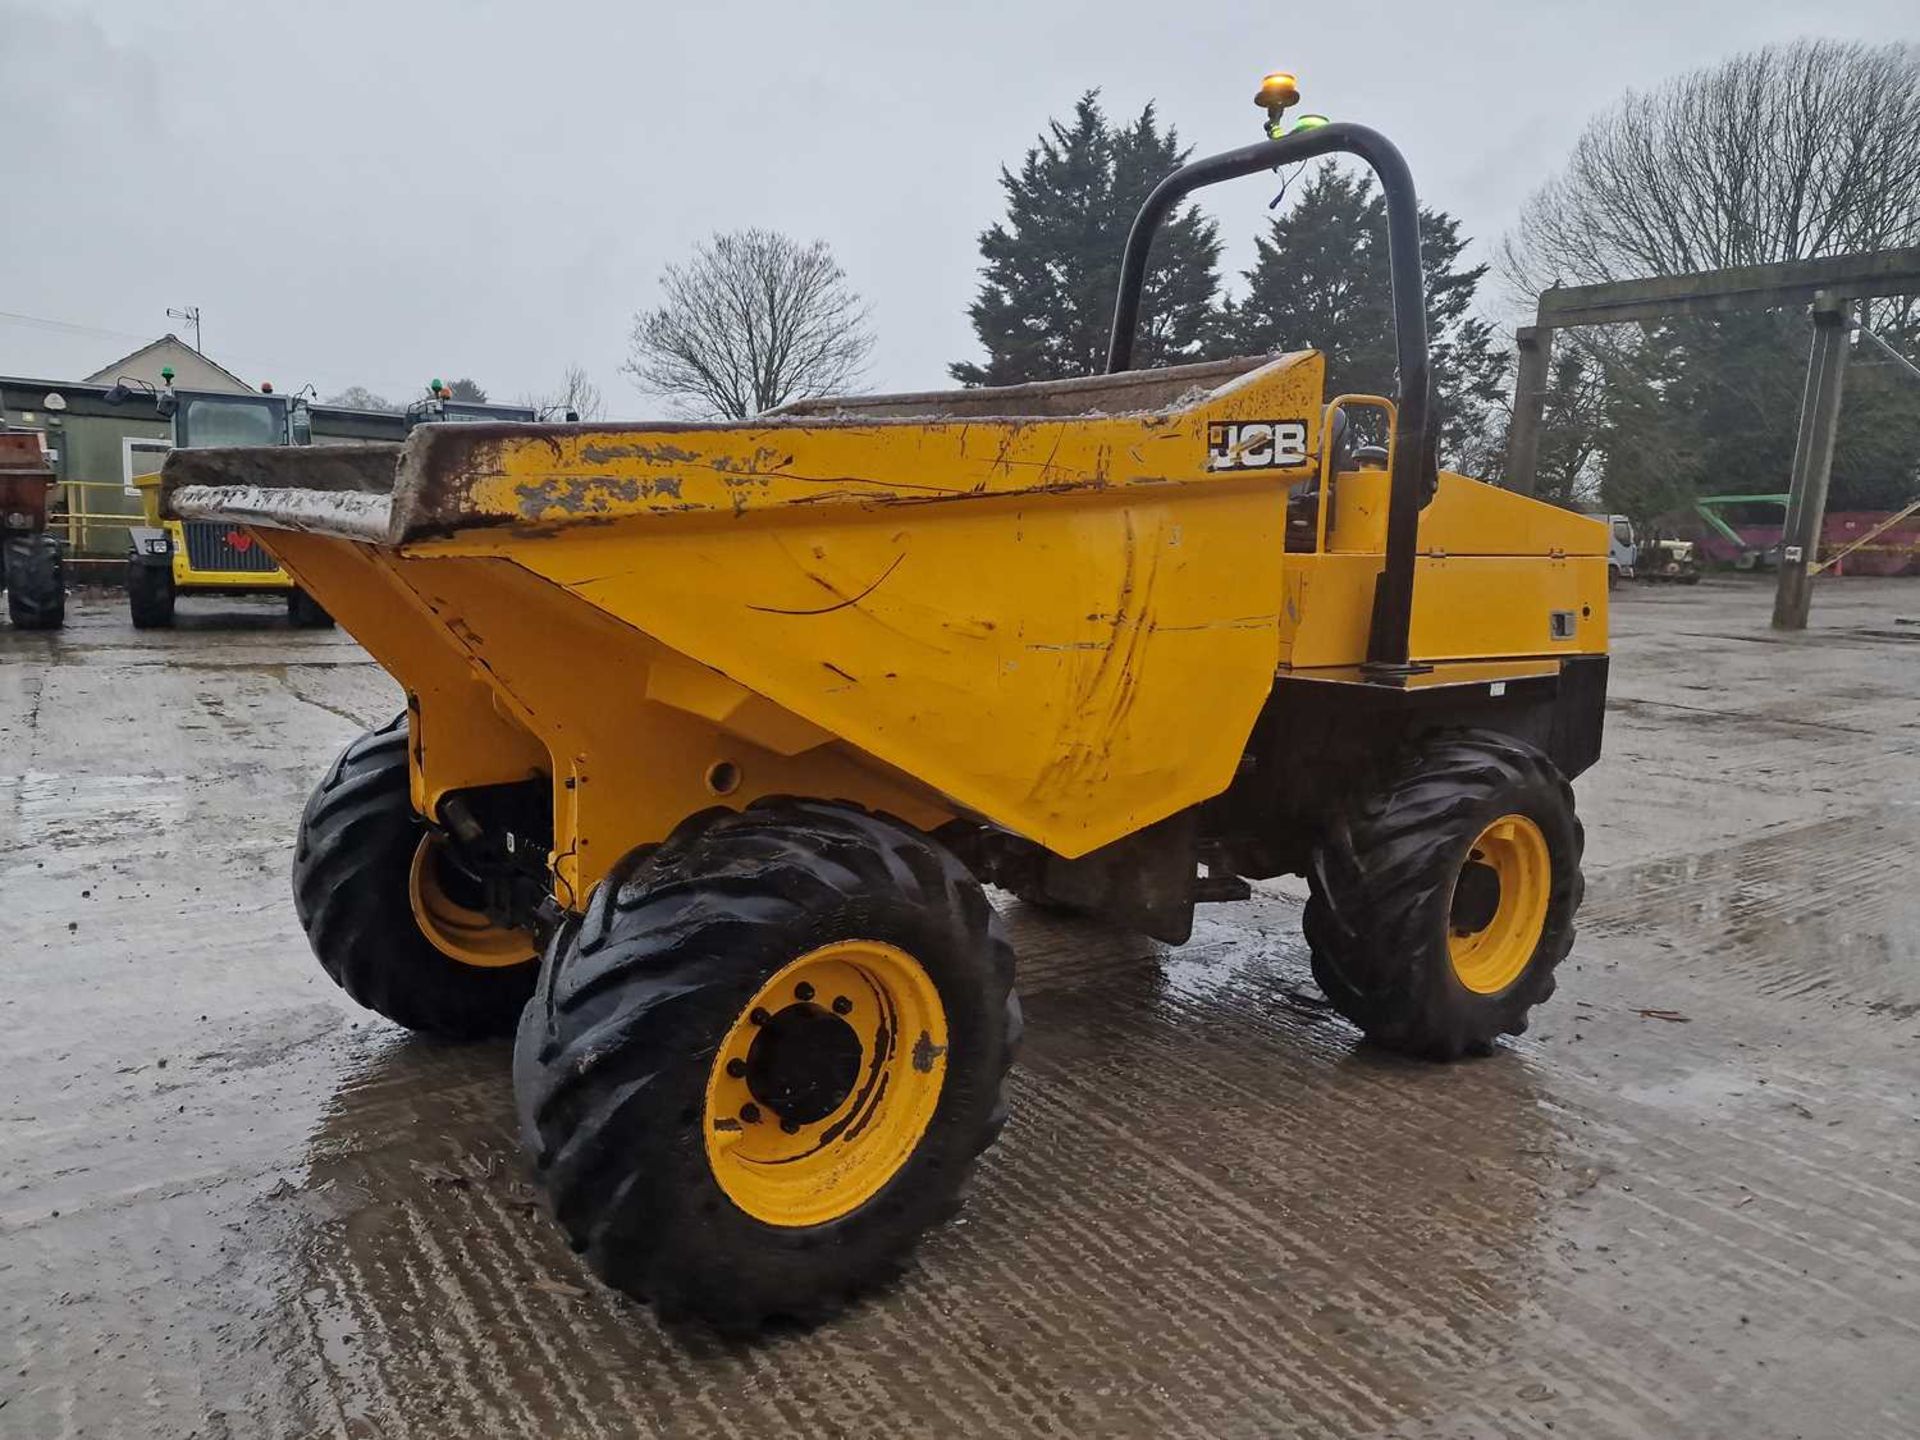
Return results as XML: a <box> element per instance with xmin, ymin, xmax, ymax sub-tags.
<box><xmin>126</xmin><ymin>558</ymin><xmax>175</xmax><ymax>629</ymax></box>
<box><xmin>514</xmin><ymin>799</ymin><xmax>1020</xmax><ymax>1332</ymax></box>
<box><xmin>292</xmin><ymin>715</ymin><xmax>537</xmax><ymax>1038</ymax></box>
<box><xmin>1304</xmin><ymin>728</ymin><xmax>1584</xmax><ymax>1061</ymax></box>
<box><xmin>4</xmin><ymin>534</ymin><xmax>64</xmax><ymax>630</ymax></box>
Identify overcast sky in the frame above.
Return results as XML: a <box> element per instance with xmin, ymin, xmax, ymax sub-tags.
<box><xmin>2</xmin><ymin>0</ymin><xmax>1913</xmax><ymax>411</ymax></box>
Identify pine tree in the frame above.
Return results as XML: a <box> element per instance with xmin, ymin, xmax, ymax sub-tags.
<box><xmin>1225</xmin><ymin>164</ymin><xmax>1509</xmax><ymax>475</ymax></box>
<box><xmin>1533</xmin><ymin>352</ymin><xmax>1607</xmax><ymax>508</ymax></box>
<box><xmin>1596</xmin><ymin>336</ymin><xmax>1698</xmax><ymax>536</ymax></box>
<box><xmin>952</xmin><ymin>93</ymin><xmax>1222</xmax><ymax>385</ymax></box>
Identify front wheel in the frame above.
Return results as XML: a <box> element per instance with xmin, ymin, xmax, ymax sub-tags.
<box><xmin>287</xmin><ymin>587</ymin><xmax>334</xmax><ymax>628</ymax></box>
<box><xmin>1304</xmin><ymin>729</ymin><xmax>1583</xmax><ymax>1060</ymax></box>
<box><xmin>4</xmin><ymin>534</ymin><xmax>64</xmax><ymax>629</ymax></box>
<box><xmin>127</xmin><ymin>557</ymin><xmax>176</xmax><ymax>629</ymax></box>
<box><xmin>514</xmin><ymin>800</ymin><xmax>1020</xmax><ymax>1330</ymax></box>
<box><xmin>292</xmin><ymin>715</ymin><xmax>539</xmax><ymax>1037</ymax></box>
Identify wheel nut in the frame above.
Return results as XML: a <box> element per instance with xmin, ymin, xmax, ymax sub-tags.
<box><xmin>781</xmin><ymin>1118</ymin><xmax>800</xmax><ymax>1135</ymax></box>
<box><xmin>832</xmin><ymin>996</ymin><xmax>852</xmax><ymax>1015</ymax></box>
<box><xmin>739</xmin><ymin>1102</ymin><xmax>761</xmax><ymax>1124</ymax></box>
<box><xmin>795</xmin><ymin>981</ymin><xmax>815</xmax><ymax>1002</ymax></box>
<box><xmin>749</xmin><ymin>1007</ymin><xmax>771</xmax><ymax>1026</ymax></box>
<box><xmin>726</xmin><ymin>1058</ymin><xmax>747</xmax><ymax>1078</ymax></box>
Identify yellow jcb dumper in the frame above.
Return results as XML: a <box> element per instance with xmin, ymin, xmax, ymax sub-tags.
<box><xmin>160</xmin><ymin>86</ymin><xmax>1607</xmax><ymax>1330</ymax></box>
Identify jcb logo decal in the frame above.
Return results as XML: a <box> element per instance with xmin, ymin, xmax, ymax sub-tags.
<box><xmin>1207</xmin><ymin>419</ymin><xmax>1309</xmax><ymax>471</ymax></box>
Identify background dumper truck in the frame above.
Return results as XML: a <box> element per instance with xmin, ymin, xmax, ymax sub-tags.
<box><xmin>110</xmin><ymin>376</ymin><xmax>536</xmax><ymax>628</ymax></box>
<box><xmin>0</xmin><ymin>426</ymin><xmax>66</xmax><ymax>629</ymax></box>
<box><xmin>157</xmin><ymin>91</ymin><xmax>1607</xmax><ymax>1329</ymax></box>
<box><xmin>109</xmin><ymin>379</ymin><xmax>335</xmax><ymax>628</ymax></box>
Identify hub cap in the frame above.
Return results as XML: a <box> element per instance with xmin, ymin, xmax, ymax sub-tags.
<box><xmin>1447</xmin><ymin>814</ymin><xmax>1551</xmax><ymax>995</ymax></box>
<box><xmin>407</xmin><ymin>833</ymin><xmax>534</xmax><ymax>968</ymax></box>
<box><xmin>704</xmin><ymin>940</ymin><xmax>948</xmax><ymax>1227</ymax></box>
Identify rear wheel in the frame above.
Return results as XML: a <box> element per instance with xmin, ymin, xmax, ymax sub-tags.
<box><xmin>287</xmin><ymin>587</ymin><xmax>334</xmax><ymax>628</ymax></box>
<box><xmin>4</xmin><ymin>534</ymin><xmax>64</xmax><ymax>629</ymax></box>
<box><xmin>292</xmin><ymin>714</ymin><xmax>539</xmax><ymax>1037</ymax></box>
<box><xmin>1304</xmin><ymin>729</ymin><xmax>1582</xmax><ymax>1060</ymax></box>
<box><xmin>514</xmin><ymin>800</ymin><xmax>1019</xmax><ymax>1330</ymax></box>
<box><xmin>127</xmin><ymin>558</ymin><xmax>176</xmax><ymax>629</ymax></box>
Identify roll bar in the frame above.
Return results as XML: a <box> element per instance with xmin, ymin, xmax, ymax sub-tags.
<box><xmin>1106</xmin><ymin>122</ymin><xmax>1433</xmax><ymax>672</ymax></box>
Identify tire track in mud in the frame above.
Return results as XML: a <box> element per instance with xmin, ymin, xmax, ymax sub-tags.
<box><xmin>233</xmin><ymin>857</ymin><xmax>1912</xmax><ymax>1440</ymax></box>
<box><xmin>999</xmin><ymin>835</ymin><xmax>1920</xmax><ymax>1436</ymax></box>
<box><xmin>990</xmin><ymin>962</ymin><xmax>1708</xmax><ymax>1439</ymax></box>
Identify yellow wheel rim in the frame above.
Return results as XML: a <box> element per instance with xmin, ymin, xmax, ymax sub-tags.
<box><xmin>704</xmin><ymin>940</ymin><xmax>948</xmax><ymax>1228</ymax></box>
<box><xmin>1447</xmin><ymin>814</ymin><xmax>1551</xmax><ymax>995</ymax></box>
<box><xmin>407</xmin><ymin>833</ymin><xmax>535</xmax><ymax>969</ymax></box>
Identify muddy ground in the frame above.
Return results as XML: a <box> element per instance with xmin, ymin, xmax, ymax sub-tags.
<box><xmin>2</xmin><ymin>577</ymin><xmax>1917</xmax><ymax>1439</ymax></box>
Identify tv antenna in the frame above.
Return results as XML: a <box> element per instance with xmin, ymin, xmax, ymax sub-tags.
<box><xmin>167</xmin><ymin>306</ymin><xmax>202</xmax><ymax>353</ymax></box>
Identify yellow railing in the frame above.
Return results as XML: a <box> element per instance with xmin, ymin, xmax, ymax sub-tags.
<box><xmin>51</xmin><ymin>479</ymin><xmax>143</xmax><ymax>558</ymax></box>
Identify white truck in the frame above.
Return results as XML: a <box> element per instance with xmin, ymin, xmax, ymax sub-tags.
<box><xmin>1586</xmin><ymin>513</ymin><xmax>1636</xmax><ymax>588</ymax></box>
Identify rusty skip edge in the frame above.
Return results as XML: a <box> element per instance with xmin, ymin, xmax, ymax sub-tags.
<box><xmin>391</xmin><ymin>387</ymin><xmax>1284</xmax><ymax>540</ymax></box>
<box><xmin>157</xmin><ymin>421</ymin><xmax>1101</xmax><ymax>547</ymax></box>
<box><xmin>162</xmin><ymin>398</ymin><xmax>1261</xmax><ymax>549</ymax></box>
<box><xmin>158</xmin><ymin>354</ymin><xmax>1313</xmax><ymax>545</ymax></box>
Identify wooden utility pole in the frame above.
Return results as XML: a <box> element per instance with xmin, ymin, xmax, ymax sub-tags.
<box><xmin>1505</xmin><ymin>327</ymin><xmax>1550</xmax><ymax>498</ymax></box>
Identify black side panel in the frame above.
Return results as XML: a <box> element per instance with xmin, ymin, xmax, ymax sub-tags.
<box><xmin>1548</xmin><ymin>655</ymin><xmax>1608</xmax><ymax>780</ymax></box>
<box><xmin>1214</xmin><ymin>657</ymin><xmax>1610</xmax><ymax>879</ymax></box>
<box><xmin>1253</xmin><ymin>659</ymin><xmax>1609</xmax><ymax>781</ymax></box>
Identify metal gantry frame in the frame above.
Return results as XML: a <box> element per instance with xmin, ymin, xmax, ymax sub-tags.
<box><xmin>1503</xmin><ymin>247</ymin><xmax>1920</xmax><ymax>629</ymax></box>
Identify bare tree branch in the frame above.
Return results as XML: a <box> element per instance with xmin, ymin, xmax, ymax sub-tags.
<box><xmin>524</xmin><ymin>364</ymin><xmax>605</xmax><ymax>421</ymax></box>
<box><xmin>622</xmin><ymin>230</ymin><xmax>875</xmax><ymax>419</ymax></box>
<box><xmin>1504</xmin><ymin>39</ymin><xmax>1920</xmax><ymax>296</ymax></box>
<box><xmin>1499</xmin><ymin>41</ymin><xmax>1920</xmax><ymax>514</ymax></box>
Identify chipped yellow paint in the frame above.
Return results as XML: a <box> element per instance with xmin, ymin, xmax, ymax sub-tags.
<box><xmin>407</xmin><ymin>355</ymin><xmax>1325</xmax><ymax>534</ymax></box>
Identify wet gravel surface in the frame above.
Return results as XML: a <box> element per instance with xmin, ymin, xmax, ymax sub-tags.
<box><xmin>2</xmin><ymin>578</ymin><xmax>1918</xmax><ymax>1439</ymax></box>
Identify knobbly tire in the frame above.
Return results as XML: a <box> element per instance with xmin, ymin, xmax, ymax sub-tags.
<box><xmin>514</xmin><ymin>800</ymin><xmax>1021</xmax><ymax>1332</ymax></box>
<box><xmin>292</xmin><ymin>714</ymin><xmax>538</xmax><ymax>1038</ymax></box>
<box><xmin>1304</xmin><ymin>729</ymin><xmax>1583</xmax><ymax>1061</ymax></box>
<box><xmin>287</xmin><ymin>587</ymin><xmax>335</xmax><ymax>628</ymax></box>
<box><xmin>5</xmin><ymin>534</ymin><xmax>64</xmax><ymax>629</ymax></box>
<box><xmin>127</xmin><ymin>558</ymin><xmax>176</xmax><ymax>629</ymax></box>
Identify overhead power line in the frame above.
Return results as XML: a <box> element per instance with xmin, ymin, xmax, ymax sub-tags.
<box><xmin>0</xmin><ymin>308</ymin><xmax>154</xmax><ymax>345</ymax></box>
<box><xmin>0</xmin><ymin>307</ymin><xmax>419</xmax><ymax>400</ymax></box>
